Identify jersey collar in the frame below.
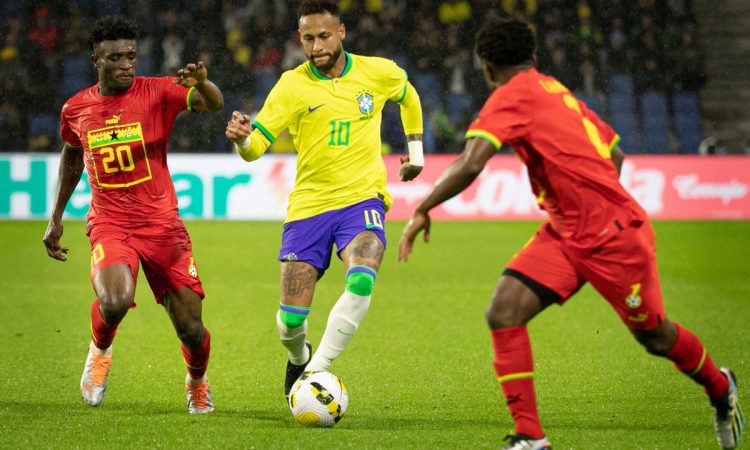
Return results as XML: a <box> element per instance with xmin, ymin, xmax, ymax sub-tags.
<box><xmin>309</xmin><ymin>52</ymin><xmax>352</xmax><ymax>80</ymax></box>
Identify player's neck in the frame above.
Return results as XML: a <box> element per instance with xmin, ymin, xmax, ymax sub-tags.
<box><xmin>494</xmin><ymin>63</ymin><xmax>534</xmax><ymax>87</ymax></box>
<box><xmin>320</xmin><ymin>52</ymin><xmax>347</xmax><ymax>79</ymax></box>
<box><xmin>98</xmin><ymin>82</ymin><xmax>130</xmax><ymax>97</ymax></box>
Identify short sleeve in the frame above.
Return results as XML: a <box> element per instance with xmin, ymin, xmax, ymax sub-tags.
<box><xmin>252</xmin><ymin>74</ymin><xmax>292</xmax><ymax>143</ymax></box>
<box><xmin>384</xmin><ymin>60</ymin><xmax>409</xmax><ymax>103</ymax></box>
<box><xmin>156</xmin><ymin>77</ymin><xmax>192</xmax><ymax>115</ymax></box>
<box><xmin>579</xmin><ymin>99</ymin><xmax>619</xmax><ymax>148</ymax></box>
<box><xmin>59</xmin><ymin>103</ymin><xmax>82</xmax><ymax>147</ymax></box>
<box><xmin>465</xmin><ymin>84</ymin><xmax>532</xmax><ymax>150</ymax></box>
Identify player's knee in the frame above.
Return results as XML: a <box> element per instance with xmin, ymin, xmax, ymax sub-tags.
<box><xmin>485</xmin><ymin>299</ymin><xmax>528</xmax><ymax>328</ymax></box>
<box><xmin>176</xmin><ymin>322</ymin><xmax>204</xmax><ymax>348</ymax></box>
<box><xmin>98</xmin><ymin>294</ymin><xmax>133</xmax><ymax>322</ymax></box>
<box><xmin>279</xmin><ymin>303</ymin><xmax>310</xmax><ymax>329</ymax></box>
<box><xmin>633</xmin><ymin>326</ymin><xmax>675</xmax><ymax>356</ymax></box>
<box><xmin>345</xmin><ymin>266</ymin><xmax>377</xmax><ymax>296</ymax></box>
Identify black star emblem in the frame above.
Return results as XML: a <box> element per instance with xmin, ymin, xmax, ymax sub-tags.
<box><xmin>110</xmin><ymin>130</ymin><xmax>118</xmax><ymax>140</ymax></box>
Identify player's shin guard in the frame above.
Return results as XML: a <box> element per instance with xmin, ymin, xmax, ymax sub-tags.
<box><xmin>277</xmin><ymin>307</ymin><xmax>310</xmax><ymax>365</ymax></box>
<box><xmin>90</xmin><ymin>299</ymin><xmax>119</xmax><ymax>350</ymax></box>
<box><xmin>181</xmin><ymin>328</ymin><xmax>211</xmax><ymax>380</ymax></box>
<box><xmin>306</xmin><ymin>266</ymin><xmax>375</xmax><ymax>372</ymax></box>
<box><xmin>667</xmin><ymin>322</ymin><xmax>729</xmax><ymax>401</ymax></box>
<box><xmin>491</xmin><ymin>326</ymin><xmax>545</xmax><ymax>440</ymax></box>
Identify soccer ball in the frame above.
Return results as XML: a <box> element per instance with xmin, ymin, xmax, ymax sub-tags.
<box><xmin>288</xmin><ymin>371</ymin><xmax>349</xmax><ymax>427</ymax></box>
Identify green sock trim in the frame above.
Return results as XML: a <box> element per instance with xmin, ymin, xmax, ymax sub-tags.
<box><xmin>345</xmin><ymin>271</ymin><xmax>376</xmax><ymax>296</ymax></box>
<box><xmin>279</xmin><ymin>302</ymin><xmax>310</xmax><ymax>328</ymax></box>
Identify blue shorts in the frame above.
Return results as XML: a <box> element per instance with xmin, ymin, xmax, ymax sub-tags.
<box><xmin>278</xmin><ymin>198</ymin><xmax>387</xmax><ymax>277</ymax></box>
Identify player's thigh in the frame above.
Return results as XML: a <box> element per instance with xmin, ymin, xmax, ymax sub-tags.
<box><xmin>572</xmin><ymin>223</ymin><xmax>665</xmax><ymax>330</ymax></box>
<box><xmin>505</xmin><ymin>223</ymin><xmax>585</xmax><ymax>307</ymax></box>
<box><xmin>278</xmin><ymin>213</ymin><xmax>337</xmax><ymax>277</ymax></box>
<box><xmin>280</xmin><ymin>261</ymin><xmax>319</xmax><ymax>307</ymax></box>
<box><xmin>487</xmin><ymin>275</ymin><xmax>550</xmax><ymax>327</ymax></box>
<box><xmin>335</xmin><ymin>198</ymin><xmax>387</xmax><ymax>269</ymax></box>
<box><xmin>88</xmin><ymin>223</ymin><xmax>139</xmax><ymax>305</ymax></box>
<box><xmin>136</xmin><ymin>220</ymin><xmax>205</xmax><ymax>304</ymax></box>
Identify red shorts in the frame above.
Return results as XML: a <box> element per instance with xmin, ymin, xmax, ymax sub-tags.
<box><xmin>87</xmin><ymin>219</ymin><xmax>205</xmax><ymax>303</ymax></box>
<box><xmin>506</xmin><ymin>221</ymin><xmax>664</xmax><ymax>329</ymax></box>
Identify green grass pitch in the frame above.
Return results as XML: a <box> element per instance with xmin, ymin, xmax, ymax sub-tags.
<box><xmin>0</xmin><ymin>220</ymin><xmax>747</xmax><ymax>449</ymax></box>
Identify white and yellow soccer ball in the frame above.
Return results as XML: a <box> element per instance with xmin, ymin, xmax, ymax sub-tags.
<box><xmin>288</xmin><ymin>371</ymin><xmax>349</xmax><ymax>427</ymax></box>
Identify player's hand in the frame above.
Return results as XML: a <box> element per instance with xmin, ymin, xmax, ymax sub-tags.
<box><xmin>398</xmin><ymin>210</ymin><xmax>430</xmax><ymax>262</ymax></box>
<box><xmin>175</xmin><ymin>61</ymin><xmax>207</xmax><ymax>87</ymax></box>
<box><xmin>225</xmin><ymin>111</ymin><xmax>252</xmax><ymax>144</ymax></box>
<box><xmin>43</xmin><ymin>220</ymin><xmax>69</xmax><ymax>262</ymax></box>
<box><xmin>398</xmin><ymin>155</ymin><xmax>423</xmax><ymax>182</ymax></box>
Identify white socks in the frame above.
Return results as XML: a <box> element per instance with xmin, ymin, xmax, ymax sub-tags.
<box><xmin>276</xmin><ymin>311</ymin><xmax>310</xmax><ymax>365</ymax></box>
<box><xmin>306</xmin><ymin>291</ymin><xmax>371</xmax><ymax>372</ymax></box>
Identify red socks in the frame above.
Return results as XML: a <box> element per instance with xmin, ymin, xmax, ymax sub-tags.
<box><xmin>181</xmin><ymin>328</ymin><xmax>211</xmax><ymax>380</ymax></box>
<box><xmin>491</xmin><ymin>326</ymin><xmax>544</xmax><ymax>439</ymax></box>
<box><xmin>667</xmin><ymin>322</ymin><xmax>728</xmax><ymax>401</ymax></box>
<box><xmin>90</xmin><ymin>299</ymin><xmax>119</xmax><ymax>350</ymax></box>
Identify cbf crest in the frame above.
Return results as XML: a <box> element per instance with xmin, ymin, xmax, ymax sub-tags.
<box><xmin>357</xmin><ymin>90</ymin><xmax>374</xmax><ymax>115</ymax></box>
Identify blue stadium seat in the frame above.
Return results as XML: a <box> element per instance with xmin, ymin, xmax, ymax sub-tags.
<box><xmin>223</xmin><ymin>95</ymin><xmax>245</xmax><ymax>114</ymax></box>
<box><xmin>28</xmin><ymin>114</ymin><xmax>58</xmax><ymax>138</ymax></box>
<box><xmin>575</xmin><ymin>92</ymin><xmax>605</xmax><ymax>117</ymax></box>
<box><xmin>445</xmin><ymin>93</ymin><xmax>473</xmax><ymax>123</ymax></box>
<box><xmin>610</xmin><ymin>112</ymin><xmax>643</xmax><ymax>153</ymax></box>
<box><xmin>674</xmin><ymin>116</ymin><xmax>703</xmax><ymax>153</ymax></box>
<box><xmin>672</xmin><ymin>93</ymin><xmax>703</xmax><ymax>153</ymax></box>
<box><xmin>411</xmin><ymin>72</ymin><xmax>443</xmax><ymax>112</ymax></box>
<box><xmin>252</xmin><ymin>68</ymin><xmax>278</xmax><ymax>106</ymax></box>
<box><xmin>673</xmin><ymin>92</ymin><xmax>701</xmax><ymax>118</ymax></box>
<box><xmin>640</xmin><ymin>92</ymin><xmax>669</xmax><ymax>153</ymax></box>
<box><xmin>60</xmin><ymin>55</ymin><xmax>92</xmax><ymax>99</ymax></box>
<box><xmin>640</xmin><ymin>91</ymin><xmax>668</xmax><ymax>116</ymax></box>
<box><xmin>607</xmin><ymin>73</ymin><xmax>634</xmax><ymax>96</ymax></box>
<box><xmin>608</xmin><ymin>93</ymin><xmax>635</xmax><ymax>115</ymax></box>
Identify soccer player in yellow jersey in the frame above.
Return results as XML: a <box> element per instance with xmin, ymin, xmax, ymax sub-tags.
<box><xmin>225</xmin><ymin>0</ymin><xmax>425</xmax><ymax>399</ymax></box>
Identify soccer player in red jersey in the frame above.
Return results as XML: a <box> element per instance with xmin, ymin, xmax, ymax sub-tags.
<box><xmin>398</xmin><ymin>16</ymin><xmax>744</xmax><ymax>450</ymax></box>
<box><xmin>42</xmin><ymin>16</ymin><xmax>223</xmax><ymax>414</ymax></box>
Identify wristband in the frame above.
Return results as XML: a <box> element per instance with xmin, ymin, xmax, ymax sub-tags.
<box><xmin>407</xmin><ymin>140</ymin><xmax>424</xmax><ymax>167</ymax></box>
<box><xmin>235</xmin><ymin>135</ymin><xmax>251</xmax><ymax>154</ymax></box>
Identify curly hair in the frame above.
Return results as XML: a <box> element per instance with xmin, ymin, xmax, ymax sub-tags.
<box><xmin>298</xmin><ymin>0</ymin><xmax>340</xmax><ymax>20</ymax></box>
<box><xmin>89</xmin><ymin>16</ymin><xmax>139</xmax><ymax>50</ymax></box>
<box><xmin>475</xmin><ymin>15</ymin><xmax>536</xmax><ymax>67</ymax></box>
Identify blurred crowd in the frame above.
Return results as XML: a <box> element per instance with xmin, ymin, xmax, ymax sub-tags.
<box><xmin>0</xmin><ymin>0</ymin><xmax>705</xmax><ymax>154</ymax></box>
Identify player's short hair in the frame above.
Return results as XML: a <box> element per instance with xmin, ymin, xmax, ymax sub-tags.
<box><xmin>89</xmin><ymin>16</ymin><xmax>139</xmax><ymax>50</ymax></box>
<box><xmin>298</xmin><ymin>0</ymin><xmax>340</xmax><ymax>21</ymax></box>
<box><xmin>475</xmin><ymin>15</ymin><xmax>536</xmax><ymax>68</ymax></box>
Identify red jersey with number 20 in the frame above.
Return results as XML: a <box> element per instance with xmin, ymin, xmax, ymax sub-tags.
<box><xmin>60</xmin><ymin>76</ymin><xmax>193</xmax><ymax>225</ymax></box>
<box><xmin>466</xmin><ymin>68</ymin><xmax>647</xmax><ymax>248</ymax></box>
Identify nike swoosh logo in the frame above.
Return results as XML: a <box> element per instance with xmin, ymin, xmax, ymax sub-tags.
<box><xmin>308</xmin><ymin>104</ymin><xmax>324</xmax><ymax>113</ymax></box>
<box><xmin>336</xmin><ymin>328</ymin><xmax>354</xmax><ymax>336</ymax></box>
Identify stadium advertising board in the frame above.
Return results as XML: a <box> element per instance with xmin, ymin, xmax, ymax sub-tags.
<box><xmin>1</xmin><ymin>154</ymin><xmax>748</xmax><ymax>220</ymax></box>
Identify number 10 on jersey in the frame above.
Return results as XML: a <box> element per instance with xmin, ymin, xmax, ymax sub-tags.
<box><xmin>329</xmin><ymin>120</ymin><xmax>350</xmax><ymax>146</ymax></box>
<box><xmin>364</xmin><ymin>209</ymin><xmax>383</xmax><ymax>230</ymax></box>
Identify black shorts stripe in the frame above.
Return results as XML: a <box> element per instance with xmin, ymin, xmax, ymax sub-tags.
<box><xmin>502</xmin><ymin>268</ymin><xmax>562</xmax><ymax>309</ymax></box>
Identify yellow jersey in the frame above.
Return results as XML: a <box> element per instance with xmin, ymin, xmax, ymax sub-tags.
<box><xmin>252</xmin><ymin>52</ymin><xmax>411</xmax><ymax>222</ymax></box>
